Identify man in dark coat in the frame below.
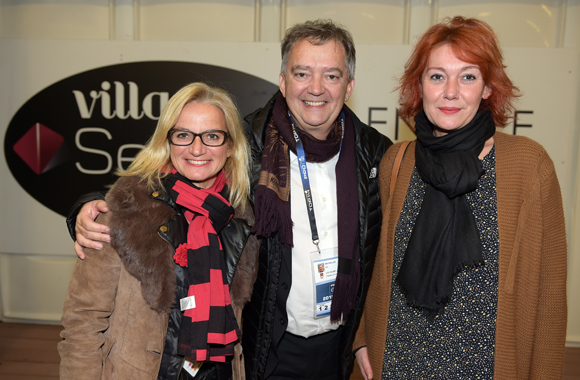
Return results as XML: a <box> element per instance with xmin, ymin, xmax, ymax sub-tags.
<box><xmin>242</xmin><ymin>20</ymin><xmax>392</xmax><ymax>380</ymax></box>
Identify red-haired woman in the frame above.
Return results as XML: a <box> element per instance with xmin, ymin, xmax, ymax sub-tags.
<box><xmin>353</xmin><ymin>16</ymin><xmax>567</xmax><ymax>379</ymax></box>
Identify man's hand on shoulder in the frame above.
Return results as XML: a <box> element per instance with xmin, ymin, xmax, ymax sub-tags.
<box><xmin>75</xmin><ymin>200</ymin><xmax>111</xmax><ymax>260</ymax></box>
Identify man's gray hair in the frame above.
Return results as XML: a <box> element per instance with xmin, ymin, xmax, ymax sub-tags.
<box><xmin>280</xmin><ymin>19</ymin><xmax>356</xmax><ymax>81</ymax></box>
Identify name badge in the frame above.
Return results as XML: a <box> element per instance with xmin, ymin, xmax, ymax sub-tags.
<box><xmin>183</xmin><ymin>358</ymin><xmax>202</xmax><ymax>377</ymax></box>
<box><xmin>180</xmin><ymin>295</ymin><xmax>196</xmax><ymax>311</ymax></box>
<box><xmin>310</xmin><ymin>248</ymin><xmax>338</xmax><ymax>319</ymax></box>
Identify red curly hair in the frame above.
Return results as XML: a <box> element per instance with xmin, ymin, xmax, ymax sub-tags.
<box><xmin>398</xmin><ymin>16</ymin><xmax>520</xmax><ymax>127</ymax></box>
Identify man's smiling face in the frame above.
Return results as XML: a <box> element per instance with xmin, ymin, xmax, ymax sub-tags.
<box><xmin>279</xmin><ymin>39</ymin><xmax>355</xmax><ymax>140</ymax></box>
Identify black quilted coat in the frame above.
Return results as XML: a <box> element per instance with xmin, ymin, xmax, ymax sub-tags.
<box><xmin>241</xmin><ymin>92</ymin><xmax>392</xmax><ymax>380</ymax></box>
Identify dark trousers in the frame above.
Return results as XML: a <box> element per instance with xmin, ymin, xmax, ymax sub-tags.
<box><xmin>264</xmin><ymin>326</ymin><xmax>344</xmax><ymax>380</ymax></box>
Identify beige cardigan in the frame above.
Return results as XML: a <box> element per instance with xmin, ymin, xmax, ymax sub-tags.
<box><xmin>353</xmin><ymin>132</ymin><xmax>567</xmax><ymax>379</ymax></box>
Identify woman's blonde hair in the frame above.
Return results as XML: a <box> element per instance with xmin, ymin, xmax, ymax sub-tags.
<box><xmin>119</xmin><ymin>82</ymin><xmax>250</xmax><ymax>209</ymax></box>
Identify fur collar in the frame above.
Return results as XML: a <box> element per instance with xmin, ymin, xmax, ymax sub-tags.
<box><xmin>105</xmin><ymin>176</ymin><xmax>259</xmax><ymax>315</ymax></box>
<box><xmin>107</xmin><ymin>176</ymin><xmax>177</xmax><ymax>313</ymax></box>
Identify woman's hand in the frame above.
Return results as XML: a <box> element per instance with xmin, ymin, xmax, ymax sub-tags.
<box><xmin>355</xmin><ymin>347</ymin><xmax>373</xmax><ymax>380</ymax></box>
<box><xmin>75</xmin><ymin>200</ymin><xmax>111</xmax><ymax>259</ymax></box>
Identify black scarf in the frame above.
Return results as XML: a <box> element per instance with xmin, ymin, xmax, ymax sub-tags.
<box><xmin>252</xmin><ymin>95</ymin><xmax>360</xmax><ymax>322</ymax></box>
<box><xmin>397</xmin><ymin>110</ymin><xmax>496</xmax><ymax>318</ymax></box>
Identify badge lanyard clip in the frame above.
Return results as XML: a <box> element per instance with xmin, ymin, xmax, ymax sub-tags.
<box><xmin>313</xmin><ymin>239</ymin><xmax>321</xmax><ymax>255</ymax></box>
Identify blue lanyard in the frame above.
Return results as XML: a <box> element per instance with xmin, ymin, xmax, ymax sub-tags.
<box><xmin>288</xmin><ymin>111</ymin><xmax>345</xmax><ymax>254</ymax></box>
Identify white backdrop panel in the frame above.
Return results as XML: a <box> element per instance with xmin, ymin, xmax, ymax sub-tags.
<box><xmin>0</xmin><ymin>41</ymin><xmax>577</xmax><ymax>336</ymax></box>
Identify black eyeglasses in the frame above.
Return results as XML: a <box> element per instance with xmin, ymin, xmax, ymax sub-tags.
<box><xmin>168</xmin><ymin>129</ymin><xmax>229</xmax><ymax>147</ymax></box>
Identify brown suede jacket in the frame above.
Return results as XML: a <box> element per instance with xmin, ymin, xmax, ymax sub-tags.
<box><xmin>354</xmin><ymin>132</ymin><xmax>567</xmax><ymax>379</ymax></box>
<box><xmin>58</xmin><ymin>176</ymin><xmax>259</xmax><ymax>380</ymax></box>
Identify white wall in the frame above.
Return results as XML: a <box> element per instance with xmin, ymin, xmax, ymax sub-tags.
<box><xmin>1</xmin><ymin>0</ymin><xmax>578</xmax><ymax>345</ymax></box>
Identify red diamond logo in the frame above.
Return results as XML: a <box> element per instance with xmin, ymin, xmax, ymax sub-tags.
<box><xmin>13</xmin><ymin>123</ymin><xmax>65</xmax><ymax>174</ymax></box>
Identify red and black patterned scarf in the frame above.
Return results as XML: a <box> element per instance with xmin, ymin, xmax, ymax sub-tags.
<box><xmin>166</xmin><ymin>169</ymin><xmax>240</xmax><ymax>362</ymax></box>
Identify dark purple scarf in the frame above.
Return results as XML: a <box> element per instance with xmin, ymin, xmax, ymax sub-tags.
<box><xmin>252</xmin><ymin>95</ymin><xmax>360</xmax><ymax>322</ymax></box>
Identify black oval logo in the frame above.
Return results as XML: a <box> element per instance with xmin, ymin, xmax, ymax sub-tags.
<box><xmin>4</xmin><ymin>61</ymin><xmax>277</xmax><ymax>216</ymax></box>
